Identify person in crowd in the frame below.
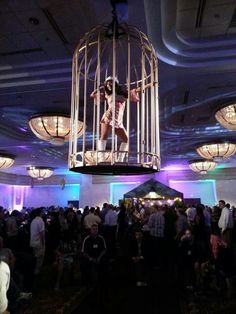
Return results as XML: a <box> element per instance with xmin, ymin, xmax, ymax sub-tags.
<box><xmin>75</xmin><ymin>209</ymin><xmax>83</xmax><ymax>246</ymax></box>
<box><xmin>100</xmin><ymin>203</ymin><xmax>109</xmax><ymax>223</ymax></box>
<box><xmin>58</xmin><ymin>207</ymin><xmax>68</xmax><ymax>234</ymax></box>
<box><xmin>148</xmin><ymin>205</ymin><xmax>165</xmax><ymax>269</ymax></box>
<box><xmin>65</xmin><ymin>209</ymin><xmax>79</xmax><ymax>242</ymax></box>
<box><xmin>203</xmin><ymin>205</ymin><xmax>212</xmax><ymax>244</ymax></box>
<box><xmin>163</xmin><ymin>206</ymin><xmax>177</xmax><ymax>270</ymax></box>
<box><xmin>0</xmin><ymin>260</ymin><xmax>10</xmax><ymax>314</ymax></box>
<box><xmin>217</xmin><ymin>201</ymin><xmax>235</xmax><ymax>294</ymax></box>
<box><xmin>0</xmin><ymin>237</ymin><xmax>32</xmax><ymax>312</ymax></box>
<box><xmin>177</xmin><ymin>229</ymin><xmax>197</xmax><ymax>289</ymax></box>
<box><xmin>76</xmin><ymin>209</ymin><xmax>82</xmax><ymax>226</ymax></box>
<box><xmin>103</xmin><ymin>205</ymin><xmax>118</xmax><ymax>259</ymax></box>
<box><xmin>30</xmin><ymin>208</ymin><xmax>45</xmax><ymax>275</ymax></box>
<box><xmin>0</xmin><ymin>207</ymin><xmax>6</xmax><ymax>239</ymax></box>
<box><xmin>117</xmin><ymin>204</ymin><xmax>128</xmax><ymax>247</ymax></box>
<box><xmin>175</xmin><ymin>207</ymin><xmax>188</xmax><ymax>241</ymax></box>
<box><xmin>140</xmin><ymin>207</ymin><xmax>151</xmax><ymax>234</ymax></box>
<box><xmin>139</xmin><ymin>204</ymin><xmax>145</xmax><ymax>219</ymax></box>
<box><xmin>232</xmin><ymin>206</ymin><xmax>236</xmax><ymax>244</ymax></box>
<box><xmin>129</xmin><ymin>229</ymin><xmax>149</xmax><ymax>287</ymax></box>
<box><xmin>0</xmin><ymin>237</ymin><xmax>17</xmax><ymax>310</ymax></box>
<box><xmin>218</xmin><ymin>200</ymin><xmax>234</xmax><ymax>247</ymax></box>
<box><xmin>185</xmin><ymin>204</ymin><xmax>196</xmax><ymax>227</ymax></box>
<box><xmin>132</xmin><ymin>206</ymin><xmax>142</xmax><ymax>230</ymax></box>
<box><xmin>46</xmin><ymin>211</ymin><xmax>61</xmax><ymax>262</ymax></box>
<box><xmin>81</xmin><ymin>206</ymin><xmax>90</xmax><ymax>238</ymax></box>
<box><xmin>211</xmin><ymin>205</ymin><xmax>221</xmax><ymax>234</ymax></box>
<box><xmin>0</xmin><ymin>236</ymin><xmax>15</xmax><ymax>271</ymax></box>
<box><xmin>5</xmin><ymin>210</ymin><xmax>19</xmax><ymax>251</ymax></box>
<box><xmin>90</xmin><ymin>76</ymin><xmax>141</xmax><ymax>162</ymax></box>
<box><xmin>53</xmin><ymin>233</ymin><xmax>78</xmax><ymax>291</ymax></box>
<box><xmin>210</xmin><ymin>229</ymin><xmax>227</xmax><ymax>262</ymax></box>
<box><xmin>81</xmin><ymin>224</ymin><xmax>107</xmax><ymax>285</ymax></box>
<box><xmin>193</xmin><ymin>204</ymin><xmax>208</xmax><ymax>261</ymax></box>
<box><xmin>95</xmin><ymin>206</ymin><xmax>101</xmax><ymax>217</ymax></box>
<box><xmin>83</xmin><ymin>207</ymin><xmax>101</xmax><ymax>235</ymax></box>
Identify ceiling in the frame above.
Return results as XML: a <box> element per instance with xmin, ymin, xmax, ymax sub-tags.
<box><xmin>1</xmin><ymin>0</ymin><xmax>236</xmax><ymax>179</ymax></box>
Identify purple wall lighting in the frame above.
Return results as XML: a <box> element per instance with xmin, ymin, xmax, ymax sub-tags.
<box><xmin>161</xmin><ymin>164</ymin><xmax>186</xmax><ymax>171</ymax></box>
<box><xmin>13</xmin><ymin>186</ymin><xmax>29</xmax><ymax>211</ymax></box>
<box><xmin>0</xmin><ymin>185</ymin><xmax>14</xmax><ymax>210</ymax></box>
<box><xmin>0</xmin><ymin>184</ymin><xmax>80</xmax><ymax>210</ymax></box>
<box><xmin>24</xmin><ymin>184</ymin><xmax>80</xmax><ymax>208</ymax></box>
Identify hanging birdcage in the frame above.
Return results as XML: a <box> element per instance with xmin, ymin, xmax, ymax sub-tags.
<box><xmin>69</xmin><ymin>18</ymin><xmax>160</xmax><ymax>175</ymax></box>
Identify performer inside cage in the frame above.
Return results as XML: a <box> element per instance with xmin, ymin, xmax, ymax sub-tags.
<box><xmin>90</xmin><ymin>76</ymin><xmax>151</xmax><ymax>162</ymax></box>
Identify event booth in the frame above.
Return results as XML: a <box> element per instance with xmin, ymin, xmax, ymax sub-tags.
<box><xmin>123</xmin><ymin>178</ymin><xmax>183</xmax><ymax>207</ymax></box>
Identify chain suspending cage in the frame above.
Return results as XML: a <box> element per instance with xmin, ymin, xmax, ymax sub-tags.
<box><xmin>69</xmin><ymin>22</ymin><xmax>160</xmax><ymax>175</ymax></box>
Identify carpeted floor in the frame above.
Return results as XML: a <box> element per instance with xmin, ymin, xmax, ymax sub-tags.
<box><xmin>73</xmin><ymin>257</ymin><xmax>181</xmax><ymax>314</ymax></box>
<box><xmin>14</xmin><ymin>264</ymin><xmax>83</xmax><ymax>314</ymax></box>
<box><xmin>13</xmin><ymin>254</ymin><xmax>236</xmax><ymax>314</ymax></box>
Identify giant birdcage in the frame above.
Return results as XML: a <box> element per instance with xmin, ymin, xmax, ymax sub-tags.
<box><xmin>69</xmin><ymin>19</ymin><xmax>160</xmax><ymax>175</ymax></box>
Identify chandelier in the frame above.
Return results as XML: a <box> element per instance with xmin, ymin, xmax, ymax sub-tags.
<box><xmin>196</xmin><ymin>143</ymin><xmax>236</xmax><ymax>160</ymax></box>
<box><xmin>27</xmin><ymin>166</ymin><xmax>53</xmax><ymax>180</ymax></box>
<box><xmin>0</xmin><ymin>155</ymin><xmax>15</xmax><ymax>169</ymax></box>
<box><xmin>215</xmin><ymin>104</ymin><xmax>236</xmax><ymax>130</ymax></box>
<box><xmin>29</xmin><ymin>114</ymin><xmax>84</xmax><ymax>146</ymax></box>
<box><xmin>189</xmin><ymin>159</ymin><xmax>216</xmax><ymax>174</ymax></box>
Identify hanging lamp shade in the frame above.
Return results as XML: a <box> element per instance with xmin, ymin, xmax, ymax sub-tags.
<box><xmin>189</xmin><ymin>159</ymin><xmax>216</xmax><ymax>174</ymax></box>
<box><xmin>215</xmin><ymin>104</ymin><xmax>236</xmax><ymax>130</ymax></box>
<box><xmin>27</xmin><ymin>166</ymin><xmax>53</xmax><ymax>180</ymax></box>
<box><xmin>29</xmin><ymin>114</ymin><xmax>84</xmax><ymax>146</ymax></box>
<box><xmin>0</xmin><ymin>155</ymin><xmax>15</xmax><ymax>169</ymax></box>
<box><xmin>196</xmin><ymin>143</ymin><xmax>236</xmax><ymax>160</ymax></box>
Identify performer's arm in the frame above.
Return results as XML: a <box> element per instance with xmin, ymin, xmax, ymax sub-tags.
<box><xmin>135</xmin><ymin>81</ymin><xmax>158</xmax><ymax>93</ymax></box>
<box><xmin>130</xmin><ymin>81</ymin><xmax>157</xmax><ymax>102</ymax></box>
<box><xmin>90</xmin><ymin>85</ymin><xmax>105</xmax><ymax>99</ymax></box>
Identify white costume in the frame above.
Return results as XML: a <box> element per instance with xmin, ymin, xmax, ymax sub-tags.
<box><xmin>101</xmin><ymin>90</ymin><xmax>139</xmax><ymax>129</ymax></box>
<box><xmin>0</xmin><ymin>260</ymin><xmax>10</xmax><ymax>313</ymax></box>
<box><xmin>30</xmin><ymin>216</ymin><xmax>45</xmax><ymax>274</ymax></box>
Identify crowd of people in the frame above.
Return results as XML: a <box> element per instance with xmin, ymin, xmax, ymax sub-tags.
<box><xmin>0</xmin><ymin>199</ymin><xmax>236</xmax><ymax>313</ymax></box>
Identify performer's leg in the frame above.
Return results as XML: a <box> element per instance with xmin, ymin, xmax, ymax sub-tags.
<box><xmin>100</xmin><ymin>123</ymin><xmax>111</xmax><ymax>140</ymax></box>
<box><xmin>116</xmin><ymin>128</ymin><xmax>128</xmax><ymax>162</ymax></box>
<box><xmin>115</xmin><ymin>128</ymin><xmax>128</xmax><ymax>143</ymax></box>
<box><xmin>97</xmin><ymin>123</ymin><xmax>111</xmax><ymax>162</ymax></box>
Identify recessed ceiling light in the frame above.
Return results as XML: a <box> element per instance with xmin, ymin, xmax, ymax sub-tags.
<box><xmin>28</xmin><ymin>17</ymin><xmax>40</xmax><ymax>25</ymax></box>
